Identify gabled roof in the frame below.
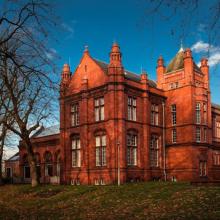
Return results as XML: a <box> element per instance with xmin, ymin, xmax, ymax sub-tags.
<box><xmin>93</xmin><ymin>58</ymin><xmax>157</xmax><ymax>88</ymax></box>
<box><xmin>32</xmin><ymin>124</ymin><xmax>60</xmax><ymax>138</ymax></box>
<box><xmin>7</xmin><ymin>152</ymin><xmax>19</xmax><ymax>161</ymax></box>
<box><xmin>166</xmin><ymin>50</ymin><xmax>201</xmax><ymax>73</ymax></box>
<box><xmin>93</xmin><ymin>59</ymin><xmax>108</xmax><ymax>74</ymax></box>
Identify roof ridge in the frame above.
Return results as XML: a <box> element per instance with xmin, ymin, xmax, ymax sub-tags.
<box><xmin>212</xmin><ymin>103</ymin><xmax>220</xmax><ymax>109</ymax></box>
<box><xmin>7</xmin><ymin>152</ymin><xmax>19</xmax><ymax>161</ymax></box>
<box><xmin>93</xmin><ymin>58</ymin><xmax>109</xmax><ymax>65</ymax></box>
<box><xmin>92</xmin><ymin>58</ymin><xmax>157</xmax><ymax>87</ymax></box>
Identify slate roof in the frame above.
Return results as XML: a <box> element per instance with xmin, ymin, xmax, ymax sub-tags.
<box><xmin>7</xmin><ymin>152</ymin><xmax>19</xmax><ymax>161</ymax></box>
<box><xmin>166</xmin><ymin>49</ymin><xmax>201</xmax><ymax>73</ymax></box>
<box><xmin>93</xmin><ymin>58</ymin><xmax>157</xmax><ymax>88</ymax></box>
<box><xmin>212</xmin><ymin>103</ymin><xmax>220</xmax><ymax>110</ymax></box>
<box><xmin>32</xmin><ymin>124</ymin><xmax>60</xmax><ymax>138</ymax></box>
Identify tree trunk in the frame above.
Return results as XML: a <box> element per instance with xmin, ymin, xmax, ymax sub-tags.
<box><xmin>24</xmin><ymin>138</ymin><xmax>40</xmax><ymax>187</ymax></box>
<box><xmin>0</xmin><ymin>142</ymin><xmax>4</xmax><ymax>185</ymax></box>
<box><xmin>0</xmin><ymin>157</ymin><xmax>3</xmax><ymax>185</ymax></box>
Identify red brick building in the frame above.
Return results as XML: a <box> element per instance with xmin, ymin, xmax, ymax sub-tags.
<box><xmin>14</xmin><ymin>42</ymin><xmax>220</xmax><ymax>184</ymax></box>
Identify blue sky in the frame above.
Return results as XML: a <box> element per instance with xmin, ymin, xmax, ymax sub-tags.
<box><xmin>2</xmin><ymin>0</ymin><xmax>220</xmax><ymax>158</ymax></box>
<box><xmin>50</xmin><ymin>0</ymin><xmax>219</xmax><ymax>104</ymax></box>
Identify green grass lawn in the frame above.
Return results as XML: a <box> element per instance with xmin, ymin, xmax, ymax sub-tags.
<box><xmin>0</xmin><ymin>182</ymin><xmax>220</xmax><ymax>220</ymax></box>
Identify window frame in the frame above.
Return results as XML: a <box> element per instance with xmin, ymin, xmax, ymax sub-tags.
<box><xmin>196</xmin><ymin>102</ymin><xmax>201</xmax><ymax>124</ymax></box>
<box><xmin>171</xmin><ymin>104</ymin><xmax>176</xmax><ymax>126</ymax></box>
<box><xmin>128</xmin><ymin>97</ymin><xmax>137</xmax><ymax>121</ymax></box>
<box><xmin>150</xmin><ymin>135</ymin><xmax>159</xmax><ymax>167</ymax></box>
<box><xmin>44</xmin><ymin>152</ymin><xmax>53</xmax><ymax>177</ymax></box>
<box><xmin>199</xmin><ymin>161</ymin><xmax>207</xmax><ymax>177</ymax></box>
<box><xmin>71</xmin><ymin>136</ymin><xmax>81</xmax><ymax>168</ymax></box>
<box><xmin>127</xmin><ymin>132</ymin><xmax>138</xmax><ymax>166</ymax></box>
<box><xmin>203</xmin><ymin>103</ymin><xmax>207</xmax><ymax>125</ymax></box>
<box><xmin>172</xmin><ymin>129</ymin><xmax>177</xmax><ymax>143</ymax></box>
<box><xmin>71</xmin><ymin>103</ymin><xmax>80</xmax><ymax>127</ymax></box>
<box><xmin>216</xmin><ymin>121</ymin><xmax>220</xmax><ymax>138</ymax></box>
<box><xmin>6</xmin><ymin>167</ymin><xmax>12</xmax><ymax>178</ymax></box>
<box><xmin>94</xmin><ymin>97</ymin><xmax>105</xmax><ymax>122</ymax></box>
<box><xmin>196</xmin><ymin>127</ymin><xmax>201</xmax><ymax>143</ymax></box>
<box><xmin>151</xmin><ymin>104</ymin><xmax>159</xmax><ymax>126</ymax></box>
<box><xmin>204</xmin><ymin>128</ymin><xmax>207</xmax><ymax>142</ymax></box>
<box><xmin>95</xmin><ymin>134</ymin><xmax>107</xmax><ymax>167</ymax></box>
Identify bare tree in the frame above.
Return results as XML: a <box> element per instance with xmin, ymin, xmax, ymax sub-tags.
<box><xmin>0</xmin><ymin>123</ymin><xmax>8</xmax><ymax>185</ymax></box>
<box><xmin>143</xmin><ymin>0</ymin><xmax>220</xmax><ymax>50</ymax></box>
<box><xmin>0</xmin><ymin>0</ymin><xmax>59</xmax><ymax>187</ymax></box>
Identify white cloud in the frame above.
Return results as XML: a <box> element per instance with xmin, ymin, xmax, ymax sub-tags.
<box><xmin>191</xmin><ymin>41</ymin><xmax>210</xmax><ymax>53</ymax></box>
<box><xmin>46</xmin><ymin>48</ymin><xmax>59</xmax><ymax>60</ymax></box>
<box><xmin>191</xmin><ymin>41</ymin><xmax>220</xmax><ymax>67</ymax></box>
<box><xmin>61</xmin><ymin>23</ymin><xmax>74</xmax><ymax>34</ymax></box>
<box><xmin>208</xmin><ymin>53</ymin><xmax>220</xmax><ymax>67</ymax></box>
<box><xmin>61</xmin><ymin>22</ymin><xmax>75</xmax><ymax>39</ymax></box>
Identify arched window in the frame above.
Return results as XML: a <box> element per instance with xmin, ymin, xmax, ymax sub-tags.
<box><xmin>95</xmin><ymin>131</ymin><xmax>106</xmax><ymax>166</ymax></box>
<box><xmin>44</xmin><ymin>151</ymin><xmax>53</xmax><ymax>177</ymax></box>
<box><xmin>23</xmin><ymin>154</ymin><xmax>30</xmax><ymax>179</ymax></box>
<box><xmin>127</xmin><ymin>131</ymin><xmax>137</xmax><ymax>166</ymax></box>
<box><xmin>34</xmin><ymin>153</ymin><xmax>41</xmax><ymax>178</ymax></box>
<box><xmin>34</xmin><ymin>153</ymin><xmax>41</xmax><ymax>165</ymax></box>
<box><xmin>55</xmin><ymin>151</ymin><xmax>61</xmax><ymax>176</ymax></box>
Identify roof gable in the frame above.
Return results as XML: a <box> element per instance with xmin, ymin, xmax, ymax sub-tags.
<box><xmin>68</xmin><ymin>53</ymin><xmax>107</xmax><ymax>93</ymax></box>
<box><xmin>32</xmin><ymin>125</ymin><xmax>60</xmax><ymax>138</ymax></box>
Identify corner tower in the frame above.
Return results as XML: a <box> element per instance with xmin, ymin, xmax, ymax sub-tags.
<box><xmin>108</xmin><ymin>42</ymin><xmax>124</xmax><ymax>77</ymax></box>
<box><xmin>157</xmin><ymin>46</ymin><xmax>212</xmax><ymax>181</ymax></box>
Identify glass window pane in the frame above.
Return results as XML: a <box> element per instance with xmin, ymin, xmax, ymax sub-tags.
<box><xmin>133</xmin><ymin>148</ymin><xmax>137</xmax><ymax>165</ymax></box>
<box><xmin>133</xmin><ymin>108</ymin><xmax>136</xmax><ymax>121</ymax></box>
<box><xmin>77</xmin><ymin>150</ymin><xmax>81</xmax><ymax>167</ymax></box>
<box><xmin>133</xmin><ymin>98</ymin><xmax>136</xmax><ymax>106</ymax></box>
<box><xmin>72</xmin><ymin>140</ymin><xmax>76</xmax><ymax>149</ymax></box>
<box><xmin>96</xmin><ymin>147</ymin><xmax>100</xmax><ymax>166</ymax></box>
<box><xmin>102</xmin><ymin>147</ymin><xmax>106</xmax><ymax>166</ymax></box>
<box><xmin>128</xmin><ymin>107</ymin><xmax>131</xmax><ymax>120</ymax></box>
<box><xmin>95</xmin><ymin>99</ymin><xmax>99</xmax><ymax>107</ymax></box>
<box><xmin>77</xmin><ymin>139</ymin><xmax>81</xmax><ymax>149</ymax></box>
<box><xmin>100</xmin><ymin>97</ymin><xmax>104</xmax><ymax>105</ymax></box>
<box><xmin>102</xmin><ymin>135</ymin><xmax>106</xmax><ymax>146</ymax></box>
<box><xmin>72</xmin><ymin>151</ymin><xmax>76</xmax><ymax>166</ymax></box>
<box><xmin>96</xmin><ymin>136</ymin><xmax>100</xmax><ymax>147</ymax></box>
<box><xmin>101</xmin><ymin>106</ymin><xmax>104</xmax><ymax>120</ymax></box>
<box><xmin>95</xmin><ymin>108</ymin><xmax>99</xmax><ymax>121</ymax></box>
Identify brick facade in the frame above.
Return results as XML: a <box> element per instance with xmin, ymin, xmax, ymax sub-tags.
<box><xmin>10</xmin><ymin>42</ymin><xmax>220</xmax><ymax>184</ymax></box>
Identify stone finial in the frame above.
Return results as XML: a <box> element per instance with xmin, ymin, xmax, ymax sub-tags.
<box><xmin>201</xmin><ymin>57</ymin><xmax>208</xmax><ymax>67</ymax></box>
<box><xmin>157</xmin><ymin>55</ymin><xmax>164</xmax><ymax>67</ymax></box>
<box><xmin>184</xmin><ymin>48</ymin><xmax>192</xmax><ymax>58</ymax></box>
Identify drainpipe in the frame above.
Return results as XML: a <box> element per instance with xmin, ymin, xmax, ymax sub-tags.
<box><xmin>117</xmin><ymin>141</ymin><xmax>120</xmax><ymax>186</ymax></box>
<box><xmin>162</xmin><ymin>102</ymin><xmax>167</xmax><ymax>181</ymax></box>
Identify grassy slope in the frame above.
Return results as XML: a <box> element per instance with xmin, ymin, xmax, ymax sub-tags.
<box><xmin>0</xmin><ymin>182</ymin><xmax>220</xmax><ymax>220</ymax></box>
